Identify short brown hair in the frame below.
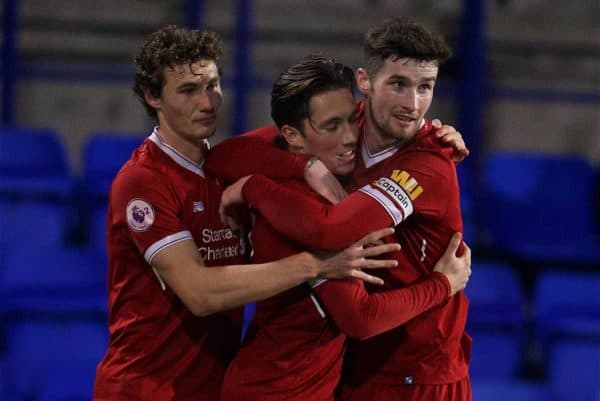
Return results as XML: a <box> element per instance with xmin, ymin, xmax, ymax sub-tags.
<box><xmin>133</xmin><ymin>25</ymin><xmax>223</xmax><ymax>119</ymax></box>
<box><xmin>364</xmin><ymin>17</ymin><xmax>452</xmax><ymax>78</ymax></box>
<box><xmin>271</xmin><ymin>54</ymin><xmax>355</xmax><ymax>129</ymax></box>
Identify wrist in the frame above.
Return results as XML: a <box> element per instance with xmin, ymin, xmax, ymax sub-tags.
<box><xmin>431</xmin><ymin>271</ymin><xmax>452</xmax><ymax>297</ymax></box>
<box><xmin>299</xmin><ymin>251</ymin><xmax>322</xmax><ymax>280</ymax></box>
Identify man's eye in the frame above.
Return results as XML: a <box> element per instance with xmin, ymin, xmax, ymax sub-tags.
<box><xmin>325</xmin><ymin>124</ymin><xmax>339</xmax><ymax>132</ymax></box>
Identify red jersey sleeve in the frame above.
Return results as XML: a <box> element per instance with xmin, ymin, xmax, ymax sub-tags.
<box><xmin>314</xmin><ymin>272</ymin><xmax>450</xmax><ymax>340</ymax></box>
<box><xmin>204</xmin><ymin>125</ymin><xmax>308</xmax><ymax>182</ymax></box>
<box><xmin>110</xmin><ymin>165</ymin><xmax>191</xmax><ymax>264</ymax></box>
<box><xmin>345</xmin><ymin>148</ymin><xmax>457</xmax><ymax>232</ymax></box>
<box><xmin>241</xmin><ymin>174</ymin><xmax>395</xmax><ymax>250</ymax></box>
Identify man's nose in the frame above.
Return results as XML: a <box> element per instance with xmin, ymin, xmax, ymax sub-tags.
<box><xmin>400</xmin><ymin>89</ymin><xmax>418</xmax><ymax>111</ymax></box>
<box><xmin>196</xmin><ymin>91</ymin><xmax>218</xmax><ymax>111</ymax></box>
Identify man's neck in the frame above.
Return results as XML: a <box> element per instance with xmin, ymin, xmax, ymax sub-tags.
<box><xmin>156</xmin><ymin>125</ymin><xmax>206</xmax><ymax>165</ymax></box>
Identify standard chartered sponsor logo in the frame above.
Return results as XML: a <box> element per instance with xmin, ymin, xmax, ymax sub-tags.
<box><xmin>199</xmin><ymin>228</ymin><xmax>239</xmax><ymax>261</ymax></box>
<box><xmin>202</xmin><ymin>227</ymin><xmax>234</xmax><ymax>243</ymax></box>
<box><xmin>199</xmin><ymin>245</ymin><xmax>239</xmax><ymax>261</ymax></box>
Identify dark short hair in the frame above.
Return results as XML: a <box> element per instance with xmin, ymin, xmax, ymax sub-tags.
<box><xmin>270</xmin><ymin>54</ymin><xmax>355</xmax><ymax>130</ymax></box>
<box><xmin>364</xmin><ymin>17</ymin><xmax>452</xmax><ymax>78</ymax></box>
<box><xmin>133</xmin><ymin>25</ymin><xmax>223</xmax><ymax>119</ymax></box>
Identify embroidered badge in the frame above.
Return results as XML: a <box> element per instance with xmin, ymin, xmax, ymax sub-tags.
<box><xmin>126</xmin><ymin>198</ymin><xmax>155</xmax><ymax>232</ymax></box>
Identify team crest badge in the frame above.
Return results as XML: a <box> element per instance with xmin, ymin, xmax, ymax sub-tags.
<box><xmin>126</xmin><ymin>198</ymin><xmax>155</xmax><ymax>232</ymax></box>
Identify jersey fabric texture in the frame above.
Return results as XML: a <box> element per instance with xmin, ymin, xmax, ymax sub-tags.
<box><xmin>221</xmin><ymin>179</ymin><xmax>345</xmax><ymax>401</ymax></box>
<box><xmin>94</xmin><ymin>129</ymin><xmax>243</xmax><ymax>401</ymax></box>
<box><xmin>209</xmin><ymin>125</ymin><xmax>453</xmax><ymax>401</ymax></box>
<box><xmin>211</xmin><ymin>102</ymin><xmax>472</xmax><ymax>400</ymax></box>
<box><xmin>343</xmin><ymin>105</ymin><xmax>471</xmax><ymax>390</ymax></box>
<box><xmin>243</xmin><ymin>118</ymin><xmax>471</xmax><ymax>388</ymax></box>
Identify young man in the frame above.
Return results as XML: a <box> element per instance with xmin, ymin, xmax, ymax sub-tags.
<box><xmin>212</xmin><ymin>18</ymin><xmax>472</xmax><ymax>401</ymax></box>
<box><xmin>207</xmin><ymin>55</ymin><xmax>470</xmax><ymax>401</ymax></box>
<box><xmin>92</xmin><ymin>25</ymin><xmax>402</xmax><ymax>401</ymax></box>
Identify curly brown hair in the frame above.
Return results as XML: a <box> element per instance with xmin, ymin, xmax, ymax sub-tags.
<box><xmin>133</xmin><ymin>25</ymin><xmax>224</xmax><ymax>119</ymax></box>
<box><xmin>364</xmin><ymin>17</ymin><xmax>452</xmax><ymax>79</ymax></box>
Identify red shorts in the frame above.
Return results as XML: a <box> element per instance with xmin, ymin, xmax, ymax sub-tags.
<box><xmin>338</xmin><ymin>375</ymin><xmax>471</xmax><ymax>401</ymax></box>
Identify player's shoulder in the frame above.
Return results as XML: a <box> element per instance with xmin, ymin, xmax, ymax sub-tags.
<box><xmin>413</xmin><ymin>121</ymin><xmax>455</xmax><ymax>162</ymax></box>
<box><xmin>241</xmin><ymin>125</ymin><xmax>279</xmax><ymax>141</ymax></box>
<box><xmin>113</xmin><ymin>141</ymin><xmax>171</xmax><ymax>192</ymax></box>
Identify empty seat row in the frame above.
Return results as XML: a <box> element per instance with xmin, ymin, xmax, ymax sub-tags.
<box><xmin>0</xmin><ymin>126</ymin><xmax>143</xmax><ymax>202</ymax></box>
<box><xmin>478</xmin><ymin>151</ymin><xmax>600</xmax><ymax>265</ymax></box>
<box><xmin>466</xmin><ymin>261</ymin><xmax>600</xmax><ymax>401</ymax></box>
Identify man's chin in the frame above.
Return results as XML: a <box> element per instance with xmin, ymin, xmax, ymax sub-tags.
<box><xmin>333</xmin><ymin>165</ymin><xmax>356</xmax><ymax>177</ymax></box>
<box><xmin>198</xmin><ymin>126</ymin><xmax>217</xmax><ymax>139</ymax></box>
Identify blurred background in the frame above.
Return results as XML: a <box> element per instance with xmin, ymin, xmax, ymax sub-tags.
<box><xmin>0</xmin><ymin>0</ymin><xmax>598</xmax><ymax>400</ymax></box>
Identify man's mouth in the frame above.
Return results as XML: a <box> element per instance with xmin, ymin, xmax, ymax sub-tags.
<box><xmin>337</xmin><ymin>149</ymin><xmax>355</xmax><ymax>161</ymax></box>
<box><xmin>196</xmin><ymin>115</ymin><xmax>216</xmax><ymax>124</ymax></box>
<box><xmin>394</xmin><ymin>114</ymin><xmax>416</xmax><ymax>124</ymax></box>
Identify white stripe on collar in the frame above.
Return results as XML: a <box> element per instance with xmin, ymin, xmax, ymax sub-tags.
<box><xmin>148</xmin><ymin>127</ymin><xmax>205</xmax><ymax>177</ymax></box>
<box><xmin>361</xmin><ymin>119</ymin><xmax>426</xmax><ymax>169</ymax></box>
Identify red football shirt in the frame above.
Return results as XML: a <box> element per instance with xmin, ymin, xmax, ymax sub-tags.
<box><xmin>221</xmin><ymin>179</ymin><xmax>346</xmax><ymax>401</ymax></box>
<box><xmin>94</xmin><ymin>129</ymin><xmax>244</xmax><ymax>401</ymax></box>
<box><xmin>238</xmin><ymin>117</ymin><xmax>471</xmax><ymax>386</ymax></box>
<box><xmin>344</xmin><ymin>118</ymin><xmax>471</xmax><ymax>387</ymax></box>
<box><xmin>208</xmin><ymin>127</ymin><xmax>452</xmax><ymax>401</ymax></box>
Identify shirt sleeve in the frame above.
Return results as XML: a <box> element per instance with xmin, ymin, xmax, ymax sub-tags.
<box><xmin>110</xmin><ymin>166</ymin><xmax>192</xmax><ymax>264</ymax></box>
<box><xmin>242</xmin><ymin>174</ymin><xmax>395</xmax><ymax>250</ymax></box>
<box><xmin>314</xmin><ymin>272</ymin><xmax>451</xmax><ymax>340</ymax></box>
<box><xmin>204</xmin><ymin>125</ymin><xmax>308</xmax><ymax>182</ymax></box>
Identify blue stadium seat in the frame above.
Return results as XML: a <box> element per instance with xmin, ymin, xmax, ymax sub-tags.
<box><xmin>0</xmin><ymin>245</ymin><xmax>106</xmax><ymax>315</ymax></box>
<box><xmin>547</xmin><ymin>340</ymin><xmax>600</xmax><ymax>401</ymax></box>
<box><xmin>457</xmin><ymin>163</ymin><xmax>476</xmax><ymax>243</ymax></box>
<box><xmin>0</xmin><ymin>201</ymin><xmax>68</xmax><ymax>251</ymax></box>
<box><xmin>242</xmin><ymin>302</ymin><xmax>256</xmax><ymax>341</ymax></box>
<box><xmin>3</xmin><ymin>319</ymin><xmax>107</xmax><ymax>401</ymax></box>
<box><xmin>469</xmin><ymin>331</ymin><xmax>524</xmax><ymax>380</ymax></box>
<box><xmin>471</xmin><ymin>379</ymin><xmax>550</xmax><ymax>401</ymax></box>
<box><xmin>533</xmin><ymin>270</ymin><xmax>600</xmax><ymax>401</ymax></box>
<box><xmin>466</xmin><ymin>260</ymin><xmax>525</xmax><ymax>327</ymax></box>
<box><xmin>81</xmin><ymin>132</ymin><xmax>143</xmax><ymax>200</ymax></box>
<box><xmin>479</xmin><ymin>152</ymin><xmax>600</xmax><ymax>264</ymax></box>
<box><xmin>39</xmin><ymin>357</ymin><xmax>101</xmax><ymax>401</ymax></box>
<box><xmin>0</xmin><ymin>127</ymin><xmax>72</xmax><ymax>199</ymax></box>
<box><xmin>466</xmin><ymin>261</ymin><xmax>527</xmax><ymax>380</ymax></box>
<box><xmin>87</xmin><ymin>205</ymin><xmax>108</xmax><ymax>263</ymax></box>
<box><xmin>534</xmin><ymin>270</ymin><xmax>600</xmax><ymax>337</ymax></box>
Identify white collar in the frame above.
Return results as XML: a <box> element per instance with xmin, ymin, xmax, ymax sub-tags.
<box><xmin>148</xmin><ymin>127</ymin><xmax>205</xmax><ymax>177</ymax></box>
<box><xmin>360</xmin><ymin>119</ymin><xmax>426</xmax><ymax>168</ymax></box>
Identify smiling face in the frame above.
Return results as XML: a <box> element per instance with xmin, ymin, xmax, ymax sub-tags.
<box><xmin>145</xmin><ymin>59</ymin><xmax>222</xmax><ymax>157</ymax></box>
<box><xmin>357</xmin><ymin>57</ymin><xmax>438</xmax><ymax>148</ymax></box>
<box><xmin>286</xmin><ymin>88</ymin><xmax>359</xmax><ymax>177</ymax></box>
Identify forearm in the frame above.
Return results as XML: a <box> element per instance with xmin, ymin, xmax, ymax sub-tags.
<box><xmin>196</xmin><ymin>253</ymin><xmax>320</xmax><ymax>315</ymax></box>
<box><xmin>153</xmin><ymin>240</ymin><xmax>320</xmax><ymax>317</ymax></box>
<box><xmin>243</xmin><ymin>175</ymin><xmax>394</xmax><ymax>249</ymax></box>
<box><xmin>315</xmin><ymin>272</ymin><xmax>450</xmax><ymax>340</ymax></box>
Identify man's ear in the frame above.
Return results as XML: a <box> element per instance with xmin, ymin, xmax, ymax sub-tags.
<box><xmin>280</xmin><ymin>125</ymin><xmax>306</xmax><ymax>153</ymax></box>
<box><xmin>355</xmin><ymin>68</ymin><xmax>371</xmax><ymax>96</ymax></box>
<box><xmin>144</xmin><ymin>90</ymin><xmax>161</xmax><ymax>111</ymax></box>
